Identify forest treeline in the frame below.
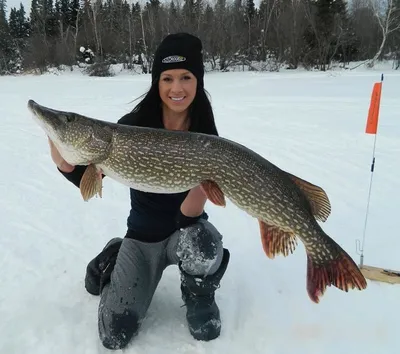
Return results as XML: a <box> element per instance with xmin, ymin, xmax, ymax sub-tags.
<box><xmin>0</xmin><ymin>0</ymin><xmax>399</xmax><ymax>75</ymax></box>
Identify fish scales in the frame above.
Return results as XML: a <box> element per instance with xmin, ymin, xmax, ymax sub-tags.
<box><xmin>99</xmin><ymin>126</ymin><xmax>214</xmax><ymax>193</ymax></box>
<box><xmin>104</xmin><ymin>125</ymin><xmax>322</xmax><ymax>246</ymax></box>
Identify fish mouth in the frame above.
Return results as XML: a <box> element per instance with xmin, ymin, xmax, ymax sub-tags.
<box><xmin>28</xmin><ymin>99</ymin><xmax>56</xmax><ymax>118</ymax></box>
<box><xmin>27</xmin><ymin>99</ymin><xmax>40</xmax><ymax>117</ymax></box>
<box><xmin>27</xmin><ymin>99</ymin><xmax>36</xmax><ymax>110</ymax></box>
<box><xmin>28</xmin><ymin>100</ymin><xmax>65</xmax><ymax>124</ymax></box>
<box><xmin>27</xmin><ymin>99</ymin><xmax>39</xmax><ymax>110</ymax></box>
<box><xmin>27</xmin><ymin>99</ymin><xmax>66</xmax><ymax>140</ymax></box>
<box><xmin>27</xmin><ymin>99</ymin><xmax>51</xmax><ymax>122</ymax></box>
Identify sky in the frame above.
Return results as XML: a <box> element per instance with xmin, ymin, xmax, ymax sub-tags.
<box><xmin>1</xmin><ymin>62</ymin><xmax>399</xmax><ymax>353</ymax></box>
<box><xmin>7</xmin><ymin>0</ymin><xmax>27</xmax><ymax>11</ymax></box>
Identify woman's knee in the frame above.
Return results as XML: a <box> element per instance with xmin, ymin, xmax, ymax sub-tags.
<box><xmin>177</xmin><ymin>219</ymin><xmax>224</xmax><ymax>276</ymax></box>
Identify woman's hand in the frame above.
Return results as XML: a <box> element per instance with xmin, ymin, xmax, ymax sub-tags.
<box><xmin>48</xmin><ymin>137</ymin><xmax>75</xmax><ymax>173</ymax></box>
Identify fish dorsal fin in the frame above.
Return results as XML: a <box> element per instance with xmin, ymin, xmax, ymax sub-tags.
<box><xmin>287</xmin><ymin>173</ymin><xmax>331</xmax><ymax>222</ymax></box>
<box><xmin>80</xmin><ymin>164</ymin><xmax>103</xmax><ymax>201</ymax></box>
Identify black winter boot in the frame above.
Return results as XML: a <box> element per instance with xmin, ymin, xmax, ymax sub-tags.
<box><xmin>84</xmin><ymin>238</ymin><xmax>122</xmax><ymax>296</ymax></box>
<box><xmin>180</xmin><ymin>248</ymin><xmax>230</xmax><ymax>341</ymax></box>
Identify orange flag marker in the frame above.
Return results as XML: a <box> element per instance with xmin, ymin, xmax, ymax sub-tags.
<box><xmin>357</xmin><ymin>74</ymin><xmax>386</xmax><ymax>274</ymax></box>
<box><xmin>365</xmin><ymin>81</ymin><xmax>382</xmax><ymax>134</ymax></box>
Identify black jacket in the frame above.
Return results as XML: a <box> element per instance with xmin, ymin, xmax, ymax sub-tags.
<box><xmin>58</xmin><ymin>111</ymin><xmax>208</xmax><ymax>242</ymax></box>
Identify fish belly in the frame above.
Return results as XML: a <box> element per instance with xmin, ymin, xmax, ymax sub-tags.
<box><xmin>98</xmin><ymin>163</ymin><xmax>199</xmax><ymax>194</ymax></box>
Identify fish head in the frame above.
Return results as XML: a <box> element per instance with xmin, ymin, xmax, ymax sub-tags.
<box><xmin>28</xmin><ymin>100</ymin><xmax>112</xmax><ymax>165</ymax></box>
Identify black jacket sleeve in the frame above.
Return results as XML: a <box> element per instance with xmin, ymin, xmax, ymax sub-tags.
<box><xmin>57</xmin><ymin>111</ymin><xmax>139</xmax><ymax>188</ymax></box>
<box><xmin>57</xmin><ymin>165</ymin><xmax>88</xmax><ymax>188</ymax></box>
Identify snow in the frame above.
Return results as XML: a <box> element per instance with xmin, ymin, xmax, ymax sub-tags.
<box><xmin>1</xmin><ymin>63</ymin><xmax>400</xmax><ymax>354</ymax></box>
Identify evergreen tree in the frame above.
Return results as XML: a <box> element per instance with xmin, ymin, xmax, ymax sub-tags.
<box><xmin>30</xmin><ymin>0</ymin><xmax>42</xmax><ymax>34</ymax></box>
<box><xmin>245</xmin><ymin>0</ymin><xmax>256</xmax><ymax>58</ymax></box>
<box><xmin>17</xmin><ymin>4</ymin><xmax>30</xmax><ymax>38</ymax></box>
<box><xmin>183</xmin><ymin>0</ymin><xmax>195</xmax><ymax>31</ymax></box>
<box><xmin>246</xmin><ymin>0</ymin><xmax>255</xmax><ymax>20</ymax></box>
<box><xmin>9</xmin><ymin>7</ymin><xmax>18</xmax><ymax>36</ymax></box>
<box><xmin>166</xmin><ymin>1</ymin><xmax>180</xmax><ymax>34</ymax></box>
<box><xmin>9</xmin><ymin>3</ymin><xmax>29</xmax><ymax>57</ymax></box>
<box><xmin>69</xmin><ymin>0</ymin><xmax>79</xmax><ymax>27</ymax></box>
<box><xmin>143</xmin><ymin>0</ymin><xmax>162</xmax><ymax>55</ymax></box>
<box><xmin>194</xmin><ymin>0</ymin><xmax>204</xmax><ymax>20</ymax></box>
<box><xmin>0</xmin><ymin>0</ymin><xmax>20</xmax><ymax>73</ymax></box>
<box><xmin>45</xmin><ymin>0</ymin><xmax>58</xmax><ymax>37</ymax></box>
<box><xmin>304</xmin><ymin>0</ymin><xmax>349</xmax><ymax>70</ymax></box>
<box><xmin>60</xmin><ymin>0</ymin><xmax>70</xmax><ymax>27</ymax></box>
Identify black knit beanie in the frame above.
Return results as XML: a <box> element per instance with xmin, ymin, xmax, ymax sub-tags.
<box><xmin>151</xmin><ymin>33</ymin><xmax>204</xmax><ymax>87</ymax></box>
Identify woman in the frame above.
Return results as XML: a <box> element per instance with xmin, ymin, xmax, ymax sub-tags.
<box><xmin>49</xmin><ymin>33</ymin><xmax>230</xmax><ymax>350</ymax></box>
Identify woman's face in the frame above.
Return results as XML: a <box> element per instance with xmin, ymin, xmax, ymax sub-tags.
<box><xmin>159</xmin><ymin>69</ymin><xmax>197</xmax><ymax>114</ymax></box>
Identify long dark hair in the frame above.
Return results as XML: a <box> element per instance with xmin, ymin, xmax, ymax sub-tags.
<box><xmin>130</xmin><ymin>78</ymin><xmax>219</xmax><ymax>136</ymax></box>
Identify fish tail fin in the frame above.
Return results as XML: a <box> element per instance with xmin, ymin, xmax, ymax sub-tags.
<box><xmin>306</xmin><ymin>237</ymin><xmax>367</xmax><ymax>303</ymax></box>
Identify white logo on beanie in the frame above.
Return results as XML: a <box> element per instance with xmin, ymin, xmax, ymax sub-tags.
<box><xmin>162</xmin><ymin>55</ymin><xmax>186</xmax><ymax>64</ymax></box>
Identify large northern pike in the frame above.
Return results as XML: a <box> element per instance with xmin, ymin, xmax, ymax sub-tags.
<box><xmin>27</xmin><ymin>99</ymin><xmax>367</xmax><ymax>303</ymax></box>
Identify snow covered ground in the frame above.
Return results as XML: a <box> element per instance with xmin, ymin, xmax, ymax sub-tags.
<box><xmin>1</xmin><ymin>64</ymin><xmax>399</xmax><ymax>354</ymax></box>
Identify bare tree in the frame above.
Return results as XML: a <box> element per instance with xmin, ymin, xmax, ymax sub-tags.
<box><xmin>285</xmin><ymin>0</ymin><xmax>307</xmax><ymax>68</ymax></box>
<box><xmin>140</xmin><ymin>8</ymin><xmax>149</xmax><ymax>72</ymax></box>
<box><xmin>89</xmin><ymin>0</ymin><xmax>103</xmax><ymax>60</ymax></box>
<box><xmin>259</xmin><ymin>0</ymin><xmax>279</xmax><ymax>61</ymax></box>
<box><xmin>368</xmin><ymin>0</ymin><xmax>400</xmax><ymax>67</ymax></box>
<box><xmin>72</xmin><ymin>9</ymin><xmax>80</xmax><ymax>62</ymax></box>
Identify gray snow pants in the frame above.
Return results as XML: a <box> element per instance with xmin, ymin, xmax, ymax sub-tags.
<box><xmin>97</xmin><ymin>219</ymin><xmax>224</xmax><ymax>349</ymax></box>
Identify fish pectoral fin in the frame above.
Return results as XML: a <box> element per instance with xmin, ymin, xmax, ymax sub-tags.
<box><xmin>200</xmin><ymin>180</ymin><xmax>226</xmax><ymax>207</ymax></box>
<box><xmin>80</xmin><ymin>164</ymin><xmax>103</xmax><ymax>201</ymax></box>
<box><xmin>258</xmin><ymin>220</ymin><xmax>298</xmax><ymax>259</ymax></box>
<box><xmin>286</xmin><ymin>172</ymin><xmax>331</xmax><ymax>222</ymax></box>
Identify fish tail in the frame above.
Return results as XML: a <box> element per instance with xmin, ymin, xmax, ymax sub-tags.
<box><xmin>306</xmin><ymin>233</ymin><xmax>367</xmax><ymax>303</ymax></box>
